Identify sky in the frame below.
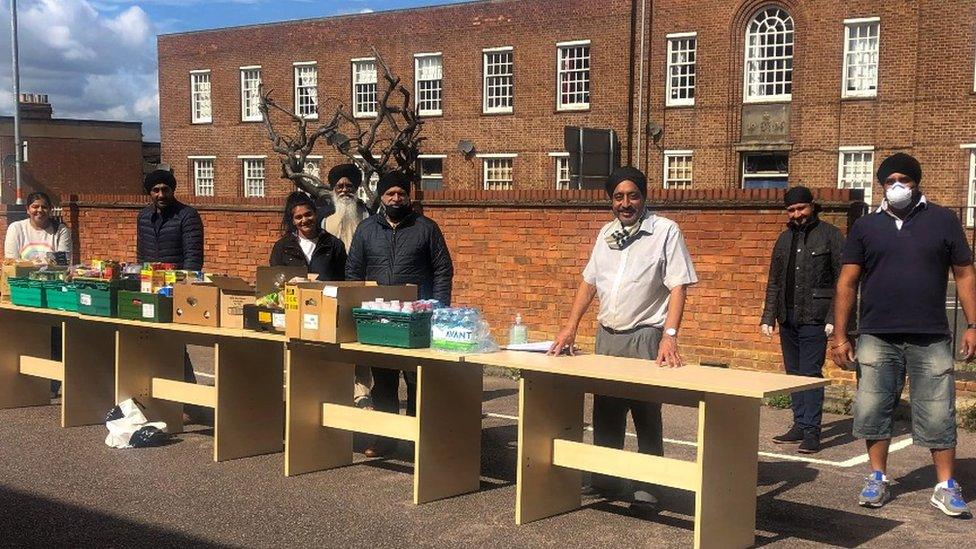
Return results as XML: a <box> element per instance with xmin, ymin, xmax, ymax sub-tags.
<box><xmin>0</xmin><ymin>0</ymin><xmax>473</xmax><ymax>141</ymax></box>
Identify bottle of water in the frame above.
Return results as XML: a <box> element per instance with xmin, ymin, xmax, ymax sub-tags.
<box><xmin>508</xmin><ymin>313</ymin><xmax>528</xmax><ymax>345</ymax></box>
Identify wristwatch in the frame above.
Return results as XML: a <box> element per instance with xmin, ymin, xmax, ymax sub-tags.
<box><xmin>665</xmin><ymin>328</ymin><xmax>678</xmax><ymax>338</ymax></box>
<box><xmin>968</xmin><ymin>323</ymin><xmax>976</xmax><ymax>330</ymax></box>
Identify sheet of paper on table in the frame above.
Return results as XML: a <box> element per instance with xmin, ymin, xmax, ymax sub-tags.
<box><xmin>503</xmin><ymin>341</ymin><xmax>557</xmax><ymax>353</ymax></box>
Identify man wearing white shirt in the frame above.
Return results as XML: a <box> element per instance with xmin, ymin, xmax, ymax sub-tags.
<box><xmin>549</xmin><ymin>166</ymin><xmax>698</xmax><ymax>511</ymax></box>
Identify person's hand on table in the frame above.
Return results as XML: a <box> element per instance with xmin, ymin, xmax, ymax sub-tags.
<box><xmin>656</xmin><ymin>334</ymin><xmax>682</xmax><ymax>368</ymax></box>
<box><xmin>547</xmin><ymin>326</ymin><xmax>577</xmax><ymax>356</ymax></box>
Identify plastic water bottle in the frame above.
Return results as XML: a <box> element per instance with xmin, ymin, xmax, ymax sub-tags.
<box><xmin>508</xmin><ymin>313</ymin><xmax>528</xmax><ymax>346</ymax></box>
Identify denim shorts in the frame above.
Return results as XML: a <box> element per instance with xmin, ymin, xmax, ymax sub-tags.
<box><xmin>852</xmin><ymin>333</ymin><xmax>957</xmax><ymax>449</ymax></box>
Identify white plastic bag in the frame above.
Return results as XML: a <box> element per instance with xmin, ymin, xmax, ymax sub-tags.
<box><xmin>104</xmin><ymin>398</ymin><xmax>169</xmax><ymax>449</ymax></box>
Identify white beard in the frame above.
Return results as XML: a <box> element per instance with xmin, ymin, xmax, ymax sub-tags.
<box><xmin>330</xmin><ymin>194</ymin><xmax>368</xmax><ymax>251</ymax></box>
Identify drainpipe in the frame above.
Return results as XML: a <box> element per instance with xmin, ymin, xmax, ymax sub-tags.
<box><xmin>634</xmin><ymin>0</ymin><xmax>648</xmax><ymax>171</ymax></box>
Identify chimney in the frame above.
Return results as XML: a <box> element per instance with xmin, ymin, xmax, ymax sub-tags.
<box><xmin>18</xmin><ymin>93</ymin><xmax>53</xmax><ymax>120</ymax></box>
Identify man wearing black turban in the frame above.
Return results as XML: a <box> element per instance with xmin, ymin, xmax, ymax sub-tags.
<box><xmin>323</xmin><ymin>163</ymin><xmax>370</xmax><ymax>252</ymax></box>
<box><xmin>346</xmin><ymin>170</ymin><xmax>454</xmax><ymax>457</ymax></box>
<box><xmin>832</xmin><ymin>152</ymin><xmax>976</xmax><ymax>515</ymax></box>
<box><xmin>761</xmin><ymin>186</ymin><xmax>844</xmax><ymax>454</ymax></box>
<box><xmin>549</xmin><ymin>166</ymin><xmax>698</xmax><ymax>512</ymax></box>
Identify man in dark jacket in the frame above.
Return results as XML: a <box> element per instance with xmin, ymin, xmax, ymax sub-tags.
<box><xmin>761</xmin><ymin>186</ymin><xmax>844</xmax><ymax>454</ymax></box>
<box><xmin>137</xmin><ymin>168</ymin><xmax>204</xmax><ymax>270</ymax></box>
<box><xmin>346</xmin><ymin>170</ymin><xmax>454</xmax><ymax>457</ymax></box>
<box><xmin>136</xmin><ymin>167</ymin><xmax>206</xmax><ymax>403</ymax></box>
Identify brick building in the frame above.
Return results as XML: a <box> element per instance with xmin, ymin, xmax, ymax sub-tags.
<box><xmin>158</xmin><ymin>0</ymin><xmax>976</xmax><ymax>212</ymax></box>
<box><xmin>0</xmin><ymin>94</ymin><xmax>146</xmax><ymax>204</ymax></box>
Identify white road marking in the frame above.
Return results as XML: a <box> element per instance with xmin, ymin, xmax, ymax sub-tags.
<box><xmin>482</xmin><ymin>412</ymin><xmax>915</xmax><ymax>468</ymax></box>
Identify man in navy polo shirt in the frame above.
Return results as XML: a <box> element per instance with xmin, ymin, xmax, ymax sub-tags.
<box><xmin>831</xmin><ymin>153</ymin><xmax>975</xmax><ymax>517</ymax></box>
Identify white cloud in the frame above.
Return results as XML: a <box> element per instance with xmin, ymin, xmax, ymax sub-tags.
<box><xmin>0</xmin><ymin>0</ymin><xmax>160</xmax><ymax>139</ymax></box>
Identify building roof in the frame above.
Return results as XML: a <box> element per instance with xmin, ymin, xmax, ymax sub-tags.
<box><xmin>158</xmin><ymin>0</ymin><xmax>506</xmax><ymax>37</ymax></box>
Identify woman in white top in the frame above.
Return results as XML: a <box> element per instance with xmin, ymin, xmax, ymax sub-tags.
<box><xmin>4</xmin><ymin>192</ymin><xmax>72</xmax><ymax>263</ymax></box>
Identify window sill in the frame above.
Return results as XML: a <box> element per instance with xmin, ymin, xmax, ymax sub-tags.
<box><xmin>418</xmin><ymin>111</ymin><xmax>443</xmax><ymax>118</ymax></box>
<box><xmin>840</xmin><ymin>95</ymin><xmax>878</xmax><ymax>102</ymax></box>
<box><xmin>665</xmin><ymin>102</ymin><xmax>695</xmax><ymax>109</ymax></box>
<box><xmin>555</xmin><ymin>106</ymin><xmax>591</xmax><ymax>114</ymax></box>
<box><xmin>482</xmin><ymin>109</ymin><xmax>514</xmax><ymax>116</ymax></box>
<box><xmin>191</xmin><ymin>120</ymin><xmax>212</xmax><ymax>125</ymax></box>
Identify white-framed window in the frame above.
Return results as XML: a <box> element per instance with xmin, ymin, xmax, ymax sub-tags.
<box><xmin>549</xmin><ymin>152</ymin><xmax>573</xmax><ymax>190</ymax></box>
<box><xmin>666</xmin><ymin>33</ymin><xmax>697</xmax><ymax>107</ymax></box>
<box><xmin>352</xmin><ymin>58</ymin><xmax>378</xmax><ymax>118</ymax></box>
<box><xmin>964</xmin><ymin>145</ymin><xmax>976</xmax><ymax>226</ymax></box>
<box><xmin>837</xmin><ymin>147</ymin><xmax>875</xmax><ymax>206</ymax></box>
<box><xmin>842</xmin><ymin>18</ymin><xmax>880</xmax><ymax>98</ymax></box>
<box><xmin>415</xmin><ymin>53</ymin><xmax>443</xmax><ymax>116</ymax></box>
<box><xmin>744</xmin><ymin>7</ymin><xmax>794</xmax><ymax>103</ymax></box>
<box><xmin>483</xmin><ymin>47</ymin><xmax>514</xmax><ymax>114</ymax></box>
<box><xmin>239</xmin><ymin>156</ymin><xmax>266</xmax><ymax>197</ymax></box>
<box><xmin>663</xmin><ymin>151</ymin><xmax>694</xmax><ymax>189</ymax></box>
<box><xmin>190</xmin><ymin>70</ymin><xmax>212</xmax><ymax>123</ymax></box>
<box><xmin>477</xmin><ymin>154</ymin><xmax>516</xmax><ymax>190</ymax></box>
<box><xmin>189</xmin><ymin>156</ymin><xmax>215</xmax><ymax>197</ymax></box>
<box><xmin>417</xmin><ymin>155</ymin><xmax>445</xmax><ymax>190</ymax></box>
<box><xmin>304</xmin><ymin>156</ymin><xmax>321</xmax><ymax>181</ymax></box>
<box><xmin>556</xmin><ymin>40</ymin><xmax>591</xmax><ymax>110</ymax></box>
<box><xmin>240</xmin><ymin>66</ymin><xmax>262</xmax><ymax>122</ymax></box>
<box><xmin>293</xmin><ymin>62</ymin><xmax>318</xmax><ymax>119</ymax></box>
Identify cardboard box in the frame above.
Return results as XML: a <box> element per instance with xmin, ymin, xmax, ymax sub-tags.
<box><xmin>289</xmin><ymin>282</ymin><xmax>417</xmax><ymax>343</ymax></box>
<box><xmin>173</xmin><ymin>276</ymin><xmax>254</xmax><ymax>328</ymax></box>
<box><xmin>243</xmin><ymin>304</ymin><xmax>286</xmax><ymax>333</ymax></box>
<box><xmin>1</xmin><ymin>260</ymin><xmax>40</xmax><ymax>298</ymax></box>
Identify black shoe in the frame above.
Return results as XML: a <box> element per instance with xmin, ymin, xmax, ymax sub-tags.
<box><xmin>772</xmin><ymin>425</ymin><xmax>804</xmax><ymax>444</ymax></box>
<box><xmin>797</xmin><ymin>432</ymin><xmax>821</xmax><ymax>454</ymax></box>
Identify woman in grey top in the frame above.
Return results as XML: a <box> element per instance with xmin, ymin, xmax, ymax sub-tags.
<box><xmin>4</xmin><ymin>192</ymin><xmax>71</xmax><ymax>262</ymax></box>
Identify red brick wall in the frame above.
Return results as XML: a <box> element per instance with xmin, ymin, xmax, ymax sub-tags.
<box><xmin>1</xmin><ymin>136</ymin><xmax>144</xmax><ymax>204</ymax></box>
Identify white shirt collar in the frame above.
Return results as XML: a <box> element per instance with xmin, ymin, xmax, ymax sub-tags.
<box><xmin>877</xmin><ymin>194</ymin><xmax>927</xmax><ymax>214</ymax></box>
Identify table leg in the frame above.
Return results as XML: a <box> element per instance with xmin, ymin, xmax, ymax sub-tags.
<box><xmin>284</xmin><ymin>342</ymin><xmax>353</xmax><ymax>476</ymax></box>
<box><xmin>515</xmin><ymin>371</ymin><xmax>584</xmax><ymax>525</ymax></box>
<box><xmin>213</xmin><ymin>338</ymin><xmax>286</xmax><ymax>462</ymax></box>
<box><xmin>413</xmin><ymin>361</ymin><xmax>484</xmax><ymax>504</ymax></box>
<box><xmin>61</xmin><ymin>319</ymin><xmax>117</xmax><ymax>427</ymax></box>
<box><xmin>0</xmin><ymin>310</ymin><xmax>52</xmax><ymax>408</ymax></box>
<box><xmin>115</xmin><ymin>326</ymin><xmax>184</xmax><ymax>434</ymax></box>
<box><xmin>694</xmin><ymin>394</ymin><xmax>761</xmax><ymax>549</ymax></box>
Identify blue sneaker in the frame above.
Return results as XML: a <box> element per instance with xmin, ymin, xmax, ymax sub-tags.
<box><xmin>930</xmin><ymin>479</ymin><xmax>971</xmax><ymax>517</ymax></box>
<box><xmin>859</xmin><ymin>471</ymin><xmax>889</xmax><ymax>508</ymax></box>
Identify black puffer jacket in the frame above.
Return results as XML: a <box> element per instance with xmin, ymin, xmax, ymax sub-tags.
<box><xmin>269</xmin><ymin>231</ymin><xmax>347</xmax><ymax>281</ymax></box>
<box><xmin>345</xmin><ymin>212</ymin><xmax>453</xmax><ymax>305</ymax></box>
<box><xmin>761</xmin><ymin>216</ymin><xmax>844</xmax><ymax>326</ymax></box>
<box><xmin>136</xmin><ymin>200</ymin><xmax>204</xmax><ymax>270</ymax></box>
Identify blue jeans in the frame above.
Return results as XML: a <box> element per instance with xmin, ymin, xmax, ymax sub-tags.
<box><xmin>779</xmin><ymin>309</ymin><xmax>826</xmax><ymax>434</ymax></box>
<box><xmin>853</xmin><ymin>333</ymin><xmax>956</xmax><ymax>449</ymax></box>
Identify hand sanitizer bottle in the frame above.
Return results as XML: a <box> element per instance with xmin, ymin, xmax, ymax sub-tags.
<box><xmin>508</xmin><ymin>313</ymin><xmax>528</xmax><ymax>345</ymax></box>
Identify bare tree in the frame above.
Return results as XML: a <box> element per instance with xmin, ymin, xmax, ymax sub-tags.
<box><xmin>259</xmin><ymin>48</ymin><xmax>425</xmax><ymax>206</ymax></box>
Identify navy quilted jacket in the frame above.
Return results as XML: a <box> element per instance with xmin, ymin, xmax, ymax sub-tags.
<box><xmin>136</xmin><ymin>200</ymin><xmax>204</xmax><ymax>270</ymax></box>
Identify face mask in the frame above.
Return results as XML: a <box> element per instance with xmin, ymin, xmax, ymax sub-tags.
<box><xmin>885</xmin><ymin>183</ymin><xmax>913</xmax><ymax>210</ymax></box>
<box><xmin>385</xmin><ymin>203</ymin><xmax>412</xmax><ymax>223</ymax></box>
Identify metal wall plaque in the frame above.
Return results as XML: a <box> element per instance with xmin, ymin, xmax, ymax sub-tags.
<box><xmin>741</xmin><ymin>103</ymin><xmax>790</xmax><ymax>142</ymax></box>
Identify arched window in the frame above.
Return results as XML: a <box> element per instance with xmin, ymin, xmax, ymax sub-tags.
<box><xmin>744</xmin><ymin>7</ymin><xmax>794</xmax><ymax>102</ymax></box>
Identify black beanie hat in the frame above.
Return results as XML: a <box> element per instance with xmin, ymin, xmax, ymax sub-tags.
<box><xmin>143</xmin><ymin>169</ymin><xmax>176</xmax><ymax>194</ymax></box>
<box><xmin>376</xmin><ymin>171</ymin><xmax>412</xmax><ymax>197</ymax></box>
<box><xmin>876</xmin><ymin>153</ymin><xmax>922</xmax><ymax>186</ymax></box>
<box><xmin>783</xmin><ymin>186</ymin><xmax>814</xmax><ymax>207</ymax></box>
<box><xmin>605</xmin><ymin>166</ymin><xmax>648</xmax><ymax>197</ymax></box>
<box><xmin>327</xmin><ymin>163</ymin><xmax>362</xmax><ymax>187</ymax></box>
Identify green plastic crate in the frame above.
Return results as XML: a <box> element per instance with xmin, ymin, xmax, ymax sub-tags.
<box><xmin>75</xmin><ymin>278</ymin><xmax>139</xmax><ymax>317</ymax></box>
<box><xmin>44</xmin><ymin>281</ymin><xmax>79</xmax><ymax>312</ymax></box>
<box><xmin>8</xmin><ymin>278</ymin><xmax>46</xmax><ymax>308</ymax></box>
<box><xmin>352</xmin><ymin>309</ymin><xmax>432</xmax><ymax>349</ymax></box>
<box><xmin>117</xmin><ymin>291</ymin><xmax>173</xmax><ymax>323</ymax></box>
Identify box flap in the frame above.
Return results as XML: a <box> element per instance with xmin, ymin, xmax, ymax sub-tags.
<box><xmin>209</xmin><ymin>275</ymin><xmax>254</xmax><ymax>293</ymax></box>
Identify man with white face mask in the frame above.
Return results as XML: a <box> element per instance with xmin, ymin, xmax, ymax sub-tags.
<box><xmin>832</xmin><ymin>152</ymin><xmax>976</xmax><ymax>517</ymax></box>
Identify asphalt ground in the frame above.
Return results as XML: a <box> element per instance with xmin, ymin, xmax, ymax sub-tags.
<box><xmin>0</xmin><ymin>346</ymin><xmax>973</xmax><ymax>548</ymax></box>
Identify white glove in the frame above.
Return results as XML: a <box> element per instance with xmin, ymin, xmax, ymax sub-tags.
<box><xmin>825</xmin><ymin>324</ymin><xmax>834</xmax><ymax>337</ymax></box>
<box><xmin>761</xmin><ymin>324</ymin><xmax>774</xmax><ymax>337</ymax></box>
